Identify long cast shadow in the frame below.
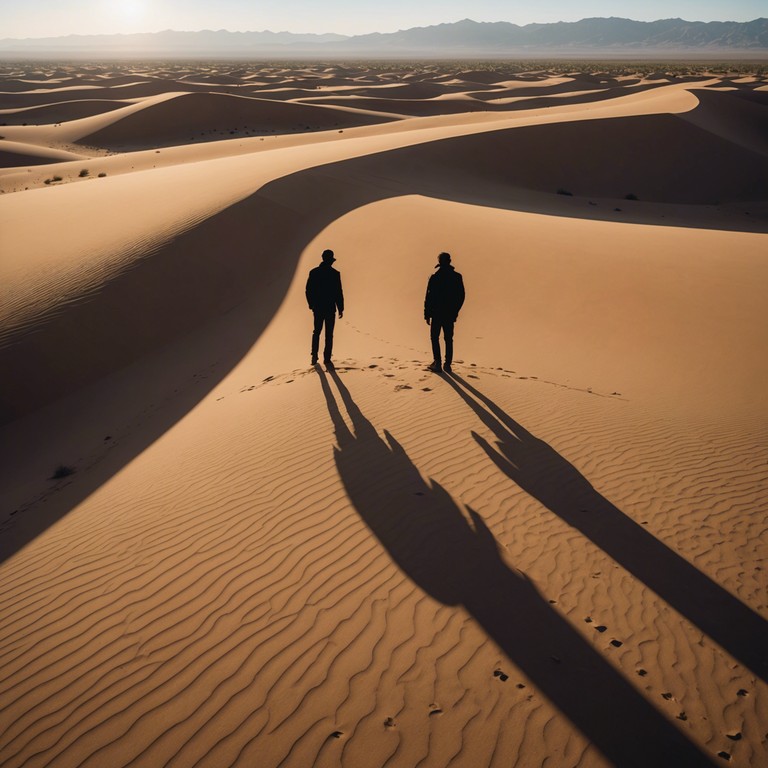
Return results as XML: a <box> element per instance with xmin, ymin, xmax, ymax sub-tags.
<box><xmin>440</xmin><ymin>372</ymin><xmax>768</xmax><ymax>684</ymax></box>
<box><xmin>317</xmin><ymin>366</ymin><xmax>714</xmax><ymax>767</ymax></box>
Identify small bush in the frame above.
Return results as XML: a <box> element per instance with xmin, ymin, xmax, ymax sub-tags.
<box><xmin>557</xmin><ymin>188</ymin><xmax>573</xmax><ymax>196</ymax></box>
<box><xmin>625</xmin><ymin>193</ymin><xmax>639</xmax><ymax>200</ymax></box>
<box><xmin>52</xmin><ymin>175</ymin><xmax>62</xmax><ymax>182</ymax></box>
<box><xmin>98</xmin><ymin>172</ymin><xmax>107</xmax><ymax>178</ymax></box>
<box><xmin>79</xmin><ymin>168</ymin><xmax>89</xmax><ymax>177</ymax></box>
<box><xmin>51</xmin><ymin>464</ymin><xmax>75</xmax><ymax>479</ymax></box>
<box><xmin>44</xmin><ymin>178</ymin><xmax>52</xmax><ymax>185</ymax></box>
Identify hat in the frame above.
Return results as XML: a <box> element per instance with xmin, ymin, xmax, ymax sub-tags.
<box><xmin>321</xmin><ymin>249</ymin><xmax>336</xmax><ymax>263</ymax></box>
<box><xmin>435</xmin><ymin>251</ymin><xmax>451</xmax><ymax>268</ymax></box>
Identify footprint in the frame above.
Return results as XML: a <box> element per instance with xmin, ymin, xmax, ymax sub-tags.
<box><xmin>384</xmin><ymin>717</ymin><xmax>396</xmax><ymax>729</ymax></box>
<box><xmin>610</xmin><ymin>640</ymin><xmax>623</xmax><ymax>647</ymax></box>
<box><xmin>661</xmin><ymin>692</ymin><xmax>673</xmax><ymax>700</ymax></box>
<box><xmin>394</xmin><ymin>384</ymin><xmax>413</xmax><ymax>391</ymax></box>
<box><xmin>493</xmin><ymin>669</ymin><xmax>509</xmax><ymax>682</ymax></box>
<box><xmin>726</xmin><ymin>732</ymin><xmax>742</xmax><ymax>741</ymax></box>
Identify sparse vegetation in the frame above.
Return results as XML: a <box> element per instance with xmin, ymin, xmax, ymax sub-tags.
<box><xmin>557</xmin><ymin>188</ymin><xmax>573</xmax><ymax>196</ymax></box>
<box><xmin>98</xmin><ymin>172</ymin><xmax>107</xmax><ymax>177</ymax></box>
<box><xmin>625</xmin><ymin>193</ymin><xmax>639</xmax><ymax>200</ymax></box>
<box><xmin>51</xmin><ymin>464</ymin><xmax>75</xmax><ymax>479</ymax></box>
<box><xmin>79</xmin><ymin>168</ymin><xmax>89</xmax><ymax>177</ymax></box>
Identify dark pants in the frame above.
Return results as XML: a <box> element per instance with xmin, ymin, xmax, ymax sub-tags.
<box><xmin>312</xmin><ymin>310</ymin><xmax>336</xmax><ymax>361</ymax></box>
<box><xmin>430</xmin><ymin>317</ymin><xmax>454</xmax><ymax>365</ymax></box>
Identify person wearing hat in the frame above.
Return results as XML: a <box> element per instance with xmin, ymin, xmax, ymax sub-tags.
<box><xmin>424</xmin><ymin>252</ymin><xmax>465</xmax><ymax>373</ymax></box>
<box><xmin>306</xmin><ymin>248</ymin><xmax>344</xmax><ymax>367</ymax></box>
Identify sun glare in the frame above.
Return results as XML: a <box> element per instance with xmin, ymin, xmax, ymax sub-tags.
<box><xmin>110</xmin><ymin>0</ymin><xmax>148</xmax><ymax>22</ymax></box>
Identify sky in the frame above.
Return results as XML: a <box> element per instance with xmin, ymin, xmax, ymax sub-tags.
<box><xmin>1</xmin><ymin>1</ymin><xmax>765</xmax><ymax>39</ymax></box>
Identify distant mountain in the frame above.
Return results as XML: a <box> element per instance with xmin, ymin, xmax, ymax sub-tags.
<box><xmin>1</xmin><ymin>18</ymin><xmax>766</xmax><ymax>58</ymax></box>
<box><xmin>0</xmin><ymin>28</ymin><xmax>349</xmax><ymax>54</ymax></box>
<box><xmin>339</xmin><ymin>17</ymin><xmax>768</xmax><ymax>53</ymax></box>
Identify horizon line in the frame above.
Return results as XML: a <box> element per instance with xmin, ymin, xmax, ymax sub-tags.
<box><xmin>3</xmin><ymin>16</ymin><xmax>767</xmax><ymax>44</ymax></box>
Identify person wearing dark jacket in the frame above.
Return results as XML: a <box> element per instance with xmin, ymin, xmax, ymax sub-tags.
<box><xmin>424</xmin><ymin>252</ymin><xmax>465</xmax><ymax>373</ymax></box>
<box><xmin>306</xmin><ymin>249</ymin><xmax>344</xmax><ymax>367</ymax></box>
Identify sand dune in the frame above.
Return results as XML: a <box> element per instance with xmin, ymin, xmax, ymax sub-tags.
<box><xmin>1</xmin><ymin>62</ymin><xmax>767</xmax><ymax>768</ymax></box>
<box><xmin>0</xmin><ymin>138</ymin><xmax>87</xmax><ymax>166</ymax></box>
<box><xmin>77</xmin><ymin>92</ymin><xmax>400</xmax><ymax>149</ymax></box>
<box><xmin>680</xmin><ymin>88</ymin><xmax>768</xmax><ymax>156</ymax></box>
<box><xmin>0</xmin><ymin>98</ymin><xmax>131</xmax><ymax>124</ymax></box>
<box><xmin>347</xmin><ymin>109</ymin><xmax>768</xmax><ymax>205</ymax></box>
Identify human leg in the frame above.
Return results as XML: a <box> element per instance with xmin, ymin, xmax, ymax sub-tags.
<box><xmin>311</xmin><ymin>311</ymin><xmax>324</xmax><ymax>363</ymax></box>
<box><xmin>430</xmin><ymin>320</ymin><xmax>442</xmax><ymax>365</ymax></box>
<box><xmin>443</xmin><ymin>320</ymin><xmax>455</xmax><ymax>365</ymax></box>
<box><xmin>323</xmin><ymin>311</ymin><xmax>336</xmax><ymax>362</ymax></box>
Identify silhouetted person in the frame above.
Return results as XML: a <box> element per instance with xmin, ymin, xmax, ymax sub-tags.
<box><xmin>306</xmin><ymin>248</ymin><xmax>344</xmax><ymax>367</ymax></box>
<box><xmin>424</xmin><ymin>252</ymin><xmax>464</xmax><ymax>373</ymax></box>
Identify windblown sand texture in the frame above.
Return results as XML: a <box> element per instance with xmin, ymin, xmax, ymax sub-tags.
<box><xmin>1</xmin><ymin>62</ymin><xmax>767</xmax><ymax>767</ymax></box>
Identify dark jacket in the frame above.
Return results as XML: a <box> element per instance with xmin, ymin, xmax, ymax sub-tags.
<box><xmin>306</xmin><ymin>263</ymin><xmax>344</xmax><ymax>314</ymax></box>
<box><xmin>425</xmin><ymin>265</ymin><xmax>465</xmax><ymax>321</ymax></box>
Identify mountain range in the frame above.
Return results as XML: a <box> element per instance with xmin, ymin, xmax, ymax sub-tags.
<box><xmin>2</xmin><ymin>17</ymin><xmax>767</xmax><ymax>58</ymax></box>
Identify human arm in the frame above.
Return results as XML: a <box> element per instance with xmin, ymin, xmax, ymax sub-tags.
<box><xmin>454</xmin><ymin>274</ymin><xmax>465</xmax><ymax>321</ymax></box>
<box><xmin>305</xmin><ymin>272</ymin><xmax>314</xmax><ymax>310</ymax></box>
<box><xmin>336</xmin><ymin>272</ymin><xmax>344</xmax><ymax>317</ymax></box>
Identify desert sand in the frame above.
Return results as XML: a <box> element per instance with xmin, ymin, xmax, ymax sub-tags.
<box><xmin>1</xmin><ymin>62</ymin><xmax>767</xmax><ymax>767</ymax></box>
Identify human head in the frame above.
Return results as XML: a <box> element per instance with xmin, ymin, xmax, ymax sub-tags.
<box><xmin>436</xmin><ymin>251</ymin><xmax>451</xmax><ymax>267</ymax></box>
<box><xmin>321</xmin><ymin>249</ymin><xmax>335</xmax><ymax>263</ymax></box>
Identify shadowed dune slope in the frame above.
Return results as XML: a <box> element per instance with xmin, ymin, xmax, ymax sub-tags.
<box><xmin>292</xmin><ymin>95</ymin><xmax>498</xmax><ymax>116</ymax></box>
<box><xmin>0</xmin><ymin>139</ymin><xmax>87</xmax><ymax>167</ymax></box>
<box><xmin>346</xmin><ymin>110</ymin><xmax>768</xmax><ymax>205</ymax></box>
<box><xmin>78</xmin><ymin>92</ymin><xmax>398</xmax><ymax>149</ymax></box>
<box><xmin>680</xmin><ymin>88</ymin><xmax>768</xmax><ymax>157</ymax></box>
<box><xmin>0</xmin><ymin>79</ymin><xmax>207</xmax><ymax>109</ymax></box>
<box><xmin>0</xmin><ymin>98</ymin><xmax>131</xmax><ymax>125</ymax></box>
<box><xmin>0</xmin><ymin>166</ymin><xmax>393</xmax><ymax>421</ymax></box>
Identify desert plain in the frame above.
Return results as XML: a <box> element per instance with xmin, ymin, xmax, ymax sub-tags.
<box><xmin>1</xmin><ymin>60</ymin><xmax>767</xmax><ymax>767</ymax></box>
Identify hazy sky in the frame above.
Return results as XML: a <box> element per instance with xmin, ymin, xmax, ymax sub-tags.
<box><xmin>2</xmin><ymin>1</ymin><xmax>765</xmax><ymax>39</ymax></box>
